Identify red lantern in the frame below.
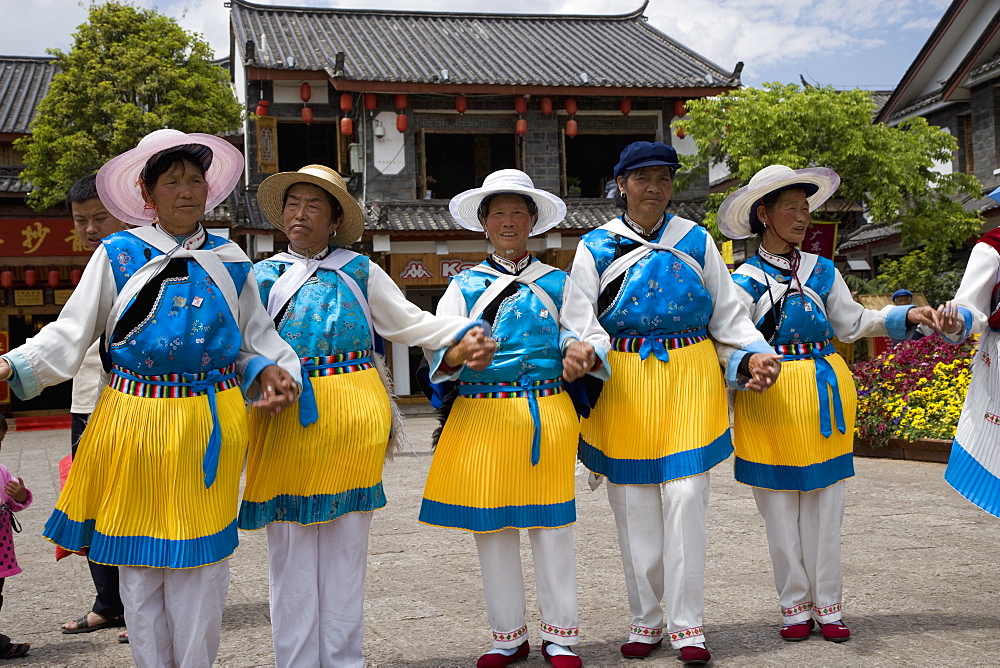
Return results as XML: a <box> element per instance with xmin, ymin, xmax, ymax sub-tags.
<box><xmin>564</xmin><ymin>98</ymin><xmax>577</xmax><ymax>115</ymax></box>
<box><xmin>565</xmin><ymin>119</ymin><xmax>578</xmax><ymax>138</ymax></box>
<box><xmin>24</xmin><ymin>269</ymin><xmax>37</xmax><ymax>287</ymax></box>
<box><xmin>300</xmin><ymin>83</ymin><xmax>312</xmax><ymax>103</ymax></box>
<box><xmin>540</xmin><ymin>97</ymin><xmax>553</xmax><ymax>115</ymax></box>
<box><xmin>339</xmin><ymin>92</ymin><xmax>352</xmax><ymax>112</ymax></box>
<box><xmin>620</xmin><ymin>97</ymin><xmax>632</xmax><ymax>115</ymax></box>
<box><xmin>48</xmin><ymin>270</ymin><xmax>60</xmax><ymax>288</ymax></box>
<box><xmin>514</xmin><ymin>95</ymin><xmax>528</xmax><ymax>114</ymax></box>
<box><xmin>515</xmin><ymin>118</ymin><xmax>528</xmax><ymax>136</ymax></box>
<box><xmin>396</xmin><ymin>113</ymin><xmax>408</xmax><ymax>133</ymax></box>
<box><xmin>395</xmin><ymin>94</ymin><xmax>408</xmax><ymax>111</ymax></box>
<box><xmin>255</xmin><ymin>99</ymin><xmax>270</xmax><ymax>117</ymax></box>
<box><xmin>455</xmin><ymin>95</ymin><xmax>468</xmax><ymax>114</ymax></box>
<box><xmin>301</xmin><ymin>107</ymin><xmax>313</xmax><ymax>124</ymax></box>
<box><xmin>674</xmin><ymin>100</ymin><xmax>687</xmax><ymax>117</ymax></box>
<box><xmin>364</xmin><ymin>93</ymin><xmax>378</xmax><ymax>111</ymax></box>
<box><xmin>675</xmin><ymin>127</ymin><xmax>686</xmax><ymax>139</ymax></box>
<box><xmin>70</xmin><ymin>269</ymin><xmax>82</xmax><ymax>286</ymax></box>
<box><xmin>341</xmin><ymin>117</ymin><xmax>354</xmax><ymax>135</ymax></box>
<box><xmin>0</xmin><ymin>271</ymin><xmax>12</xmax><ymax>289</ymax></box>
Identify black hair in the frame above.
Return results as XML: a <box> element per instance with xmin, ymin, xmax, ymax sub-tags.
<box><xmin>282</xmin><ymin>185</ymin><xmax>344</xmax><ymax>223</ymax></box>
<box><xmin>477</xmin><ymin>193</ymin><xmax>538</xmax><ymax>223</ymax></box>
<box><xmin>613</xmin><ymin>167</ymin><xmax>676</xmax><ymax>212</ymax></box>
<box><xmin>749</xmin><ymin>185</ymin><xmax>811</xmax><ymax>235</ymax></box>
<box><xmin>142</xmin><ymin>150</ymin><xmax>207</xmax><ymax>190</ymax></box>
<box><xmin>67</xmin><ymin>173</ymin><xmax>99</xmax><ymax>207</ymax></box>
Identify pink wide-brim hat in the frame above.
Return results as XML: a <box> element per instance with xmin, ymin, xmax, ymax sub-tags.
<box><xmin>96</xmin><ymin>129</ymin><xmax>244</xmax><ymax>226</ymax></box>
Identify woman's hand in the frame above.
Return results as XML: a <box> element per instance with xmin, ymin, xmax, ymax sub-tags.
<box><xmin>746</xmin><ymin>353</ymin><xmax>782</xmax><ymax>393</ymax></box>
<box><xmin>4</xmin><ymin>477</ymin><xmax>27</xmax><ymax>504</ymax></box>
<box><xmin>443</xmin><ymin>327</ymin><xmax>497</xmax><ymax>371</ymax></box>
<box><xmin>905</xmin><ymin>305</ymin><xmax>941</xmax><ymax>329</ymax></box>
<box><xmin>252</xmin><ymin>365</ymin><xmax>300</xmax><ymax>415</ymax></box>
<box><xmin>562</xmin><ymin>341</ymin><xmax>597</xmax><ymax>383</ymax></box>
<box><xmin>936</xmin><ymin>301</ymin><xmax>964</xmax><ymax>335</ymax></box>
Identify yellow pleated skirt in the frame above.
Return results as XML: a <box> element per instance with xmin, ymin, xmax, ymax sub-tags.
<box><xmin>239</xmin><ymin>367</ymin><xmax>391</xmax><ymax>530</ymax></box>
<box><xmin>420</xmin><ymin>391</ymin><xmax>579</xmax><ymax>532</ymax></box>
<box><xmin>42</xmin><ymin>385</ymin><xmax>248</xmax><ymax>569</ymax></box>
<box><xmin>578</xmin><ymin>339</ymin><xmax>732</xmax><ymax>484</ymax></box>
<box><xmin>733</xmin><ymin>353</ymin><xmax>857</xmax><ymax>491</ymax></box>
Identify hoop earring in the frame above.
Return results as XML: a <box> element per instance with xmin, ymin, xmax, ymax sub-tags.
<box><xmin>331</xmin><ymin>229</ymin><xmax>337</xmax><ymax>238</ymax></box>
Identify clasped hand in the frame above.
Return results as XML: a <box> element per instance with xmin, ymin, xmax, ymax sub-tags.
<box><xmin>443</xmin><ymin>326</ymin><xmax>497</xmax><ymax>371</ymax></box>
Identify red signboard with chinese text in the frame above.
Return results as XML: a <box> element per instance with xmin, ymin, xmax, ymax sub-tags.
<box><xmin>0</xmin><ymin>219</ymin><xmax>91</xmax><ymax>257</ymax></box>
<box><xmin>801</xmin><ymin>221</ymin><xmax>838</xmax><ymax>260</ymax></box>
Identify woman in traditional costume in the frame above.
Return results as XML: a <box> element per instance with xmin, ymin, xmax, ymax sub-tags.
<box><xmin>570</xmin><ymin>142</ymin><xmax>781</xmax><ymax>665</ymax></box>
<box><xmin>715</xmin><ymin>164</ymin><xmax>938</xmax><ymax>643</ymax></box>
<box><xmin>0</xmin><ymin>129</ymin><xmax>302</xmax><ymax>666</ymax></box>
<box><xmin>420</xmin><ymin>169</ymin><xmax>610</xmax><ymax>668</ymax></box>
<box><xmin>239</xmin><ymin>164</ymin><xmax>494</xmax><ymax>668</ymax></box>
<box><xmin>937</xmin><ymin>186</ymin><xmax>1000</xmax><ymax>516</ymax></box>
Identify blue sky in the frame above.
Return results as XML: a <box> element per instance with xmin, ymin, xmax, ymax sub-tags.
<box><xmin>0</xmin><ymin>0</ymin><xmax>950</xmax><ymax>91</ymax></box>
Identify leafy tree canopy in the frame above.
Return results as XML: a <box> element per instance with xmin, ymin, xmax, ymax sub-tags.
<box><xmin>843</xmin><ymin>247</ymin><xmax>966</xmax><ymax>306</ymax></box>
<box><xmin>676</xmin><ymin>83</ymin><xmax>983</xmax><ymax>251</ymax></box>
<box><xmin>15</xmin><ymin>1</ymin><xmax>243</xmax><ymax>210</ymax></box>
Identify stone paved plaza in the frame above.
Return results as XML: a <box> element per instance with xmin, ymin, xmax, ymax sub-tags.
<box><xmin>0</xmin><ymin>417</ymin><xmax>997</xmax><ymax>666</ymax></box>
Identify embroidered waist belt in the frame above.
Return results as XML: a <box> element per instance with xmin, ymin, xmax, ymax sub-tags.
<box><xmin>779</xmin><ymin>339</ymin><xmax>845</xmax><ymax>438</ymax></box>
<box><xmin>457</xmin><ymin>376</ymin><xmax>563</xmax><ymax>466</ymax></box>
<box><xmin>295</xmin><ymin>350</ymin><xmax>374</xmax><ymax>428</ymax></box>
<box><xmin>111</xmin><ymin>363</ymin><xmax>238</xmax><ymax>488</ymax></box>
<box><xmin>610</xmin><ymin>327</ymin><xmax>708</xmax><ymax>362</ymax></box>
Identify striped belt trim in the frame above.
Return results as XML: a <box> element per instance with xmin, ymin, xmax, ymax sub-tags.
<box><xmin>301</xmin><ymin>351</ymin><xmax>373</xmax><ymax>377</ymax></box>
<box><xmin>772</xmin><ymin>339</ymin><xmax>832</xmax><ymax>356</ymax></box>
<box><xmin>109</xmin><ymin>363</ymin><xmax>238</xmax><ymax>398</ymax></box>
<box><xmin>110</xmin><ymin>363</ymin><xmax>238</xmax><ymax>488</ymax></box>
<box><xmin>457</xmin><ymin>376</ymin><xmax>563</xmax><ymax>466</ymax></box>
<box><xmin>610</xmin><ymin>327</ymin><xmax>708</xmax><ymax>362</ymax></box>
<box><xmin>780</xmin><ymin>340</ymin><xmax>845</xmax><ymax>438</ymax></box>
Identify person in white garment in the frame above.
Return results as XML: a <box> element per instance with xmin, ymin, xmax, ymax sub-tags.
<box><xmin>715</xmin><ymin>164</ymin><xmax>939</xmax><ymax>644</ymax></box>
<box><xmin>570</xmin><ymin>142</ymin><xmax>782</xmax><ymax>665</ymax></box>
<box><xmin>0</xmin><ymin>129</ymin><xmax>302</xmax><ymax>667</ymax></box>
<box><xmin>239</xmin><ymin>164</ymin><xmax>495</xmax><ymax>668</ymax></box>
<box><xmin>58</xmin><ymin>174</ymin><xmax>129</xmax><ymax>642</ymax></box>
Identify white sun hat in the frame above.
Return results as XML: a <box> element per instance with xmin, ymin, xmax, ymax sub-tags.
<box><xmin>97</xmin><ymin>129</ymin><xmax>244</xmax><ymax>226</ymax></box>
<box><xmin>448</xmin><ymin>169</ymin><xmax>567</xmax><ymax>236</ymax></box>
<box><xmin>717</xmin><ymin>165</ymin><xmax>841</xmax><ymax>240</ymax></box>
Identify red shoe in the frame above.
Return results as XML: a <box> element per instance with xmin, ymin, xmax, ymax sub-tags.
<box><xmin>477</xmin><ymin>641</ymin><xmax>530</xmax><ymax>668</ymax></box>
<box><xmin>541</xmin><ymin>641</ymin><xmax>582</xmax><ymax>668</ymax></box>
<box><xmin>679</xmin><ymin>645</ymin><xmax>711</xmax><ymax>665</ymax></box>
<box><xmin>820</xmin><ymin>620</ymin><xmax>851</xmax><ymax>643</ymax></box>
<box><xmin>779</xmin><ymin>618</ymin><xmax>815</xmax><ymax>641</ymax></box>
<box><xmin>620</xmin><ymin>639</ymin><xmax>661</xmax><ymax>659</ymax></box>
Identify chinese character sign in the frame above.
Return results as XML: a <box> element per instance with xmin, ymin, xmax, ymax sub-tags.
<box><xmin>803</xmin><ymin>221</ymin><xmax>838</xmax><ymax>259</ymax></box>
<box><xmin>1</xmin><ymin>220</ymin><xmax>90</xmax><ymax>257</ymax></box>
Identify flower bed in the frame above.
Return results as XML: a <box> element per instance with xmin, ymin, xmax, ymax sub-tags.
<box><xmin>854</xmin><ymin>334</ymin><xmax>977</xmax><ymax>449</ymax></box>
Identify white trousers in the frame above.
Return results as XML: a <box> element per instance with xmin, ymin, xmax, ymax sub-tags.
<box><xmin>118</xmin><ymin>560</ymin><xmax>230</xmax><ymax>668</ymax></box>
<box><xmin>753</xmin><ymin>482</ymin><xmax>845</xmax><ymax>624</ymax></box>
<box><xmin>267</xmin><ymin>513</ymin><xmax>373</xmax><ymax>668</ymax></box>
<box><xmin>474</xmin><ymin>526</ymin><xmax>579</xmax><ymax>649</ymax></box>
<box><xmin>607</xmin><ymin>473</ymin><xmax>709</xmax><ymax>649</ymax></box>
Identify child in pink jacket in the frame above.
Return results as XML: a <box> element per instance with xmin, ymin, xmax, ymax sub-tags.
<box><xmin>0</xmin><ymin>417</ymin><xmax>29</xmax><ymax>660</ymax></box>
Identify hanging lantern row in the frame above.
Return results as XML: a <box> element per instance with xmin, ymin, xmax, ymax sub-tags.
<box><xmin>0</xmin><ymin>268</ymin><xmax>83</xmax><ymax>290</ymax></box>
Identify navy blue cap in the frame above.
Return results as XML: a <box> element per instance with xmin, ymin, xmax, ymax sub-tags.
<box><xmin>892</xmin><ymin>289</ymin><xmax>912</xmax><ymax>299</ymax></box>
<box><xmin>614</xmin><ymin>141</ymin><xmax>681</xmax><ymax>179</ymax></box>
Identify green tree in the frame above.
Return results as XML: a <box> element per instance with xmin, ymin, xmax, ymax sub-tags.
<box><xmin>15</xmin><ymin>1</ymin><xmax>243</xmax><ymax>210</ymax></box>
<box><xmin>844</xmin><ymin>247</ymin><xmax>965</xmax><ymax>306</ymax></box>
<box><xmin>676</xmin><ymin>83</ymin><xmax>983</xmax><ymax>250</ymax></box>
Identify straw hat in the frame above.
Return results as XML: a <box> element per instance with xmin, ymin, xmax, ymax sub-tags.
<box><xmin>257</xmin><ymin>165</ymin><xmax>366</xmax><ymax>244</ymax></box>
<box><xmin>717</xmin><ymin>165</ymin><xmax>841</xmax><ymax>240</ymax></box>
<box><xmin>449</xmin><ymin>169</ymin><xmax>566</xmax><ymax>236</ymax></box>
<box><xmin>96</xmin><ymin>129</ymin><xmax>243</xmax><ymax>226</ymax></box>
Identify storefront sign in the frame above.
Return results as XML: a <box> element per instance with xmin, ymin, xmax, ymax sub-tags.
<box><xmin>14</xmin><ymin>290</ymin><xmax>44</xmax><ymax>307</ymax></box>
<box><xmin>54</xmin><ymin>289</ymin><xmax>75</xmax><ymax>305</ymax></box>
<box><xmin>803</xmin><ymin>221</ymin><xmax>838</xmax><ymax>259</ymax></box>
<box><xmin>391</xmin><ymin>252</ymin><xmax>483</xmax><ymax>286</ymax></box>
<box><xmin>0</xmin><ymin>219</ymin><xmax>91</xmax><ymax>257</ymax></box>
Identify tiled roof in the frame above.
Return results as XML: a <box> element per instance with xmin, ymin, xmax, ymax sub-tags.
<box><xmin>0</xmin><ymin>167</ymin><xmax>28</xmax><ymax>194</ymax></box>
<box><xmin>230</xmin><ymin>0</ymin><xmax>738</xmax><ymax>90</ymax></box>
<box><xmin>838</xmin><ymin>222</ymin><xmax>901</xmax><ymax>251</ymax></box>
<box><xmin>0</xmin><ymin>56</ymin><xmax>55</xmax><ymax>135</ymax></box>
